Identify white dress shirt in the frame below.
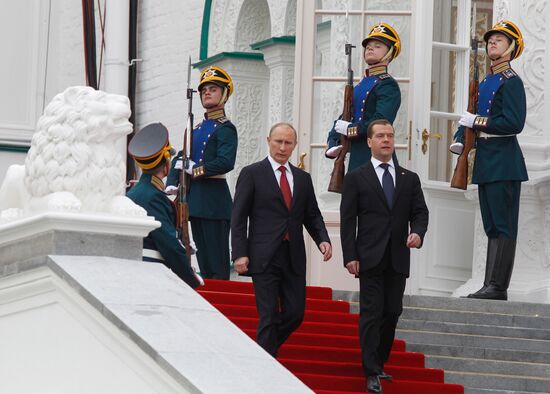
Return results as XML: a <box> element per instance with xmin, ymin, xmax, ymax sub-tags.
<box><xmin>268</xmin><ymin>155</ymin><xmax>294</xmax><ymax>195</ymax></box>
<box><xmin>371</xmin><ymin>157</ymin><xmax>396</xmax><ymax>188</ymax></box>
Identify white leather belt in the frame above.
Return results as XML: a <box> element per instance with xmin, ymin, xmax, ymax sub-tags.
<box><xmin>143</xmin><ymin>248</ymin><xmax>164</xmax><ymax>261</ymax></box>
<box><xmin>478</xmin><ymin>132</ymin><xmax>515</xmax><ymax>139</ymax></box>
<box><xmin>208</xmin><ymin>174</ymin><xmax>226</xmax><ymax>179</ymax></box>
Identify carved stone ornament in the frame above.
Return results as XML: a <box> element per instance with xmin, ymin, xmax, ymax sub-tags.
<box><xmin>0</xmin><ymin>86</ymin><xmax>146</xmax><ymax>222</ymax></box>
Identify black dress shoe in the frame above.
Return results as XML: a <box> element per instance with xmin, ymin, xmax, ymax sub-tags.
<box><xmin>378</xmin><ymin>371</ymin><xmax>393</xmax><ymax>380</ymax></box>
<box><xmin>367</xmin><ymin>375</ymin><xmax>382</xmax><ymax>393</ymax></box>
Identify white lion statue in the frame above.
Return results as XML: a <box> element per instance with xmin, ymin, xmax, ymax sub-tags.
<box><xmin>0</xmin><ymin>86</ymin><xmax>145</xmax><ymax>220</ymax></box>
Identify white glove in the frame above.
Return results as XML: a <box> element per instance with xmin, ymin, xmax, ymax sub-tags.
<box><xmin>174</xmin><ymin>159</ymin><xmax>183</xmax><ymax>170</ymax></box>
<box><xmin>193</xmin><ymin>268</ymin><xmax>205</xmax><ymax>287</ymax></box>
<box><xmin>185</xmin><ymin>159</ymin><xmax>196</xmax><ymax>175</ymax></box>
<box><xmin>458</xmin><ymin>111</ymin><xmax>477</xmax><ymax>128</ymax></box>
<box><xmin>326</xmin><ymin>145</ymin><xmax>343</xmax><ymax>158</ymax></box>
<box><xmin>165</xmin><ymin>185</ymin><xmax>178</xmax><ymax>195</ymax></box>
<box><xmin>335</xmin><ymin>120</ymin><xmax>351</xmax><ymax>135</ymax></box>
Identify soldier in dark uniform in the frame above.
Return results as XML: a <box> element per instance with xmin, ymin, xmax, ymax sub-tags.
<box><xmin>127</xmin><ymin>123</ymin><xmax>203</xmax><ymax>289</ymax></box>
<box><xmin>166</xmin><ymin>66</ymin><xmax>238</xmax><ymax>280</ymax></box>
<box><xmin>326</xmin><ymin>22</ymin><xmax>402</xmax><ymax>171</ymax></box>
<box><xmin>451</xmin><ymin>20</ymin><xmax>528</xmax><ymax>300</ymax></box>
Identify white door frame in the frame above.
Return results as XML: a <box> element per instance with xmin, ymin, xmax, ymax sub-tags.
<box><xmin>407</xmin><ymin>0</ymin><xmax>477</xmax><ymax>296</ymax></box>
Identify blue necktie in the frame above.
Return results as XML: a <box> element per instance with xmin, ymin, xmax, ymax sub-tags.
<box><xmin>379</xmin><ymin>163</ymin><xmax>394</xmax><ymax>208</ymax></box>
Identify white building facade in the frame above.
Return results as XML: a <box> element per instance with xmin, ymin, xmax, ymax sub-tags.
<box><xmin>1</xmin><ymin>0</ymin><xmax>550</xmax><ymax>301</ymax></box>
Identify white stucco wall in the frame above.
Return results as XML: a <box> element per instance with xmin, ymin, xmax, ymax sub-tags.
<box><xmin>0</xmin><ymin>0</ymin><xmax>205</xmax><ymax>180</ymax></box>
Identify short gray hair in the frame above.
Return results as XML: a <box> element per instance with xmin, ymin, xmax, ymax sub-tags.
<box><xmin>268</xmin><ymin>122</ymin><xmax>297</xmax><ymax>140</ymax></box>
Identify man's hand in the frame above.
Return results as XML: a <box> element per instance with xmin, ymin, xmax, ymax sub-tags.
<box><xmin>345</xmin><ymin>260</ymin><xmax>360</xmax><ymax>275</ymax></box>
<box><xmin>174</xmin><ymin>159</ymin><xmax>184</xmax><ymax>170</ymax></box>
<box><xmin>335</xmin><ymin>120</ymin><xmax>351</xmax><ymax>135</ymax></box>
<box><xmin>234</xmin><ymin>256</ymin><xmax>249</xmax><ymax>274</ymax></box>
<box><xmin>458</xmin><ymin>111</ymin><xmax>478</xmax><ymax>128</ymax></box>
<box><xmin>325</xmin><ymin>145</ymin><xmax>343</xmax><ymax>158</ymax></box>
<box><xmin>319</xmin><ymin>242</ymin><xmax>332</xmax><ymax>261</ymax></box>
<box><xmin>406</xmin><ymin>233</ymin><xmax>421</xmax><ymax>248</ymax></box>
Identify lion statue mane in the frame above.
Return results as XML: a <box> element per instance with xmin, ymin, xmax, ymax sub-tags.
<box><xmin>0</xmin><ymin>86</ymin><xmax>145</xmax><ymax>220</ymax></box>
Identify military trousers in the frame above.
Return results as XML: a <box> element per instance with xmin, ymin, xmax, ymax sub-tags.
<box><xmin>478</xmin><ymin>181</ymin><xmax>521</xmax><ymax>240</ymax></box>
<box><xmin>191</xmin><ymin>217</ymin><xmax>230</xmax><ymax>279</ymax></box>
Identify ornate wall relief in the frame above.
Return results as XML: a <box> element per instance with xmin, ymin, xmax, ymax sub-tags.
<box><xmin>235</xmin><ymin>0</ymin><xmax>271</xmax><ymax>52</ymax></box>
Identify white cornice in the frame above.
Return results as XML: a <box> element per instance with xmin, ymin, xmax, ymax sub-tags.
<box><xmin>0</xmin><ymin>212</ymin><xmax>160</xmax><ymax>246</ymax></box>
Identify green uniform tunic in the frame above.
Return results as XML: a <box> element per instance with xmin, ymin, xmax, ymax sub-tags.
<box><xmin>127</xmin><ymin>173</ymin><xmax>200</xmax><ymax>289</ymax></box>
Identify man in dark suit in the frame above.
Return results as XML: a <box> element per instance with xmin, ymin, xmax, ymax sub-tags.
<box><xmin>231</xmin><ymin>122</ymin><xmax>332</xmax><ymax>357</ymax></box>
<box><xmin>340</xmin><ymin>119</ymin><xmax>428</xmax><ymax>393</ymax></box>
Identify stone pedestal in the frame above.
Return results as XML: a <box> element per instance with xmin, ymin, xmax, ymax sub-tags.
<box><xmin>0</xmin><ymin>212</ymin><xmax>159</xmax><ymax>267</ymax></box>
<box><xmin>0</xmin><ymin>213</ymin><xmax>311</xmax><ymax>394</ymax></box>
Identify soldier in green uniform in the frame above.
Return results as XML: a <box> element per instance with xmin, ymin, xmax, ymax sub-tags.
<box><xmin>326</xmin><ymin>22</ymin><xmax>402</xmax><ymax>171</ymax></box>
<box><xmin>166</xmin><ymin>66</ymin><xmax>238</xmax><ymax>280</ymax></box>
<box><xmin>127</xmin><ymin>122</ymin><xmax>203</xmax><ymax>289</ymax></box>
<box><xmin>451</xmin><ymin>20</ymin><xmax>528</xmax><ymax>300</ymax></box>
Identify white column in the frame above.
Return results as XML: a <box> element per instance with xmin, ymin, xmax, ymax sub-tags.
<box><xmin>255</xmin><ymin>41</ymin><xmax>296</xmax><ymax>126</ymax></box>
<box><xmin>103</xmin><ymin>0</ymin><xmax>130</xmax><ymax>158</ymax></box>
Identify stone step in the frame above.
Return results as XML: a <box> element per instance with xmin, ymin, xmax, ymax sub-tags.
<box><xmin>395</xmin><ymin>328</ymin><xmax>550</xmax><ymax>354</ymax></box>
<box><xmin>403</xmin><ymin>295</ymin><xmax>550</xmax><ymax>317</ymax></box>
<box><xmin>401</xmin><ymin>306</ymin><xmax>550</xmax><ymax>330</ymax></box>
<box><xmin>466</xmin><ymin>389</ymin><xmax>544</xmax><ymax>394</ymax></box>
<box><xmin>444</xmin><ymin>371</ymin><xmax>550</xmax><ymax>393</ymax></box>
<box><xmin>425</xmin><ymin>355</ymin><xmax>550</xmax><ymax>379</ymax></box>
<box><xmin>398</xmin><ymin>318</ymin><xmax>550</xmax><ymax>341</ymax></box>
<box><xmin>406</xmin><ymin>343</ymin><xmax>550</xmax><ymax>365</ymax></box>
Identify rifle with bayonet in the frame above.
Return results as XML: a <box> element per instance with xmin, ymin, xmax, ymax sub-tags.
<box><xmin>176</xmin><ymin>57</ymin><xmax>195</xmax><ymax>256</ymax></box>
<box><xmin>328</xmin><ymin>43</ymin><xmax>355</xmax><ymax>193</ymax></box>
<box><xmin>451</xmin><ymin>36</ymin><xmax>479</xmax><ymax>189</ymax></box>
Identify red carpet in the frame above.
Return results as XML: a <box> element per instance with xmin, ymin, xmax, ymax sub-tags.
<box><xmin>199</xmin><ymin>279</ymin><xmax>463</xmax><ymax>394</ymax></box>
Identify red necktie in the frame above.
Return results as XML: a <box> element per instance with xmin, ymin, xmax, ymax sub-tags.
<box><xmin>279</xmin><ymin>166</ymin><xmax>292</xmax><ymax>210</ymax></box>
<box><xmin>279</xmin><ymin>166</ymin><xmax>291</xmax><ymax>241</ymax></box>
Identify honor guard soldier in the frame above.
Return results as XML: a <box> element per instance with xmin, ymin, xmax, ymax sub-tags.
<box><xmin>166</xmin><ymin>66</ymin><xmax>238</xmax><ymax>280</ymax></box>
<box><xmin>127</xmin><ymin>123</ymin><xmax>203</xmax><ymax>289</ymax></box>
<box><xmin>451</xmin><ymin>20</ymin><xmax>528</xmax><ymax>300</ymax></box>
<box><xmin>326</xmin><ymin>22</ymin><xmax>402</xmax><ymax>171</ymax></box>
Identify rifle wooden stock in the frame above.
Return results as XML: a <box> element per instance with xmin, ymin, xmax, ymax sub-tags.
<box><xmin>450</xmin><ymin>78</ymin><xmax>479</xmax><ymax>190</ymax></box>
<box><xmin>328</xmin><ymin>84</ymin><xmax>353</xmax><ymax>193</ymax></box>
<box><xmin>176</xmin><ymin>126</ymin><xmax>192</xmax><ymax>257</ymax></box>
<box><xmin>176</xmin><ymin>196</ymin><xmax>191</xmax><ymax>257</ymax></box>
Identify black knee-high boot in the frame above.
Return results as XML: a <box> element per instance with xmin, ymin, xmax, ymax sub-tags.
<box><xmin>468</xmin><ymin>238</ymin><xmax>516</xmax><ymax>301</ymax></box>
<box><xmin>467</xmin><ymin>238</ymin><xmax>498</xmax><ymax>298</ymax></box>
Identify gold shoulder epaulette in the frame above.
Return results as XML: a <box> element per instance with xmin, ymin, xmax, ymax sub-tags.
<box><xmin>502</xmin><ymin>68</ymin><xmax>517</xmax><ymax>79</ymax></box>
